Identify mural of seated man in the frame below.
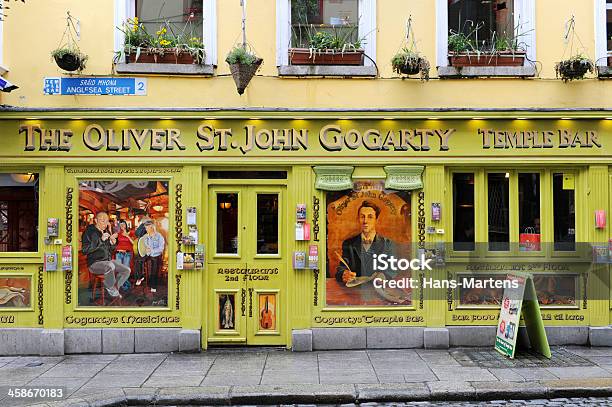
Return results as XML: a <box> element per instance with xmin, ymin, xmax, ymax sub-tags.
<box><xmin>335</xmin><ymin>200</ymin><xmax>394</xmax><ymax>284</ymax></box>
<box><xmin>81</xmin><ymin>212</ymin><xmax>131</xmax><ymax>299</ymax></box>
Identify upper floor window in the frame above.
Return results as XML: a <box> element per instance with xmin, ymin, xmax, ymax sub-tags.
<box><xmin>114</xmin><ymin>0</ymin><xmax>216</xmax><ymax>66</ymax></box>
<box><xmin>136</xmin><ymin>0</ymin><xmax>203</xmax><ymax>38</ymax></box>
<box><xmin>277</xmin><ymin>0</ymin><xmax>376</xmax><ymax>67</ymax></box>
<box><xmin>437</xmin><ymin>0</ymin><xmax>535</xmax><ymax>67</ymax></box>
<box><xmin>291</xmin><ymin>0</ymin><xmax>360</xmax><ymax>48</ymax></box>
<box><xmin>448</xmin><ymin>0</ymin><xmax>514</xmax><ymax>52</ymax></box>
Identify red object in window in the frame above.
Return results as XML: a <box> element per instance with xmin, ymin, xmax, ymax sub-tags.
<box><xmin>185</xmin><ymin>7</ymin><xmax>202</xmax><ymax>22</ymax></box>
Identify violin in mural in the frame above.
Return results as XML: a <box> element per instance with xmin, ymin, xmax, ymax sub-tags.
<box><xmin>260</xmin><ymin>295</ymin><xmax>273</xmax><ymax>329</ymax></box>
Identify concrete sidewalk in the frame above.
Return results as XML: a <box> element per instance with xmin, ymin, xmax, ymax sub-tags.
<box><xmin>1</xmin><ymin>346</ymin><xmax>610</xmax><ymax>406</ymax></box>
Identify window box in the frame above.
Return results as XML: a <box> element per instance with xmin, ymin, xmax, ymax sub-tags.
<box><xmin>448</xmin><ymin>51</ymin><xmax>526</xmax><ymax>68</ymax></box>
<box><xmin>126</xmin><ymin>49</ymin><xmax>202</xmax><ymax>65</ymax></box>
<box><xmin>289</xmin><ymin>48</ymin><xmax>364</xmax><ymax>66</ymax></box>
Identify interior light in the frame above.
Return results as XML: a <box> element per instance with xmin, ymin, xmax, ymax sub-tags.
<box><xmin>505</xmin><ymin>172</ymin><xmax>510</xmax><ymax>178</ymax></box>
<box><xmin>219</xmin><ymin>202</ymin><xmax>232</xmax><ymax>210</ymax></box>
<box><xmin>10</xmin><ymin>173</ymin><xmax>36</xmax><ymax>183</ymax></box>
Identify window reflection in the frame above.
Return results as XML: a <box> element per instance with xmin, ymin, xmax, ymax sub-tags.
<box><xmin>453</xmin><ymin>173</ymin><xmax>475</xmax><ymax>251</ymax></box>
<box><xmin>0</xmin><ymin>173</ymin><xmax>39</xmax><ymax>252</ymax></box>
<box><xmin>488</xmin><ymin>173</ymin><xmax>510</xmax><ymax>251</ymax></box>
<box><xmin>553</xmin><ymin>173</ymin><xmax>575</xmax><ymax>251</ymax></box>
<box><xmin>257</xmin><ymin>194</ymin><xmax>279</xmax><ymax>254</ymax></box>
<box><xmin>217</xmin><ymin>193</ymin><xmax>238</xmax><ymax>254</ymax></box>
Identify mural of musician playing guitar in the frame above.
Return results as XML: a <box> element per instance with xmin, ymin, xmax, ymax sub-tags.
<box><xmin>326</xmin><ymin>181</ymin><xmax>412</xmax><ymax>306</ymax></box>
<box><xmin>259</xmin><ymin>294</ymin><xmax>275</xmax><ymax>331</ymax></box>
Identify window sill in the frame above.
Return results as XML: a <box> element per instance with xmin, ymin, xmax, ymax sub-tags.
<box><xmin>597</xmin><ymin>66</ymin><xmax>612</xmax><ymax>78</ymax></box>
<box><xmin>437</xmin><ymin>65</ymin><xmax>536</xmax><ymax>78</ymax></box>
<box><xmin>115</xmin><ymin>63</ymin><xmax>214</xmax><ymax>76</ymax></box>
<box><xmin>278</xmin><ymin>65</ymin><xmax>377</xmax><ymax>77</ymax></box>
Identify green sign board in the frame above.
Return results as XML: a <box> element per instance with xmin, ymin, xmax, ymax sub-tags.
<box><xmin>495</xmin><ymin>272</ymin><xmax>551</xmax><ymax>359</ymax></box>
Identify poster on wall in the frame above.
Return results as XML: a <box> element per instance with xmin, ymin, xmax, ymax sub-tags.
<box><xmin>0</xmin><ymin>277</ymin><xmax>31</xmax><ymax>308</ymax></box>
<box><xmin>326</xmin><ymin>180</ymin><xmax>412</xmax><ymax>306</ymax></box>
<box><xmin>78</xmin><ymin>180</ymin><xmax>169</xmax><ymax>307</ymax></box>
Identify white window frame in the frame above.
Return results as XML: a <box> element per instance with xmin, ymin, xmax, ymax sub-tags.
<box><xmin>276</xmin><ymin>0</ymin><xmax>377</xmax><ymax>66</ymax></box>
<box><xmin>436</xmin><ymin>0</ymin><xmax>535</xmax><ymax>67</ymax></box>
<box><xmin>595</xmin><ymin>0</ymin><xmax>610</xmax><ymax>66</ymax></box>
<box><xmin>114</xmin><ymin>0</ymin><xmax>217</xmax><ymax>66</ymax></box>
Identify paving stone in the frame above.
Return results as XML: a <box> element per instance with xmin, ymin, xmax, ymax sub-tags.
<box><xmin>261</xmin><ymin>373</ymin><xmax>319</xmax><ymax>384</ymax></box>
<box><xmin>201</xmin><ymin>374</ymin><xmax>262</xmax><ymax>385</ymax></box>
<box><xmin>319</xmin><ymin>373</ymin><xmax>379</xmax><ymax>384</ymax></box>
<box><xmin>356</xmin><ymin>383</ymin><xmax>430</xmax><ymax>401</ymax></box>
<box><xmin>471</xmin><ymin>381</ymin><xmax>548</xmax><ymax>399</ymax></box>
<box><xmin>545</xmin><ymin>366</ymin><xmax>612</xmax><ymax>379</ymax></box>
<box><xmin>511</xmin><ymin>367</ymin><xmax>560</xmax><ymax>381</ymax></box>
<box><xmin>59</xmin><ymin>354</ymin><xmax>117</xmax><ymax>364</ymax></box>
<box><xmin>77</xmin><ymin>373</ymin><xmax>149</xmax><ymax>389</ymax></box>
<box><xmin>39</xmin><ymin>363</ymin><xmax>107</xmax><ymax>378</ymax></box>
<box><xmin>487</xmin><ymin>368</ymin><xmax>527</xmax><ymax>382</ymax></box>
<box><xmin>230</xmin><ymin>384</ymin><xmax>357</xmax><ymax>405</ymax></box>
<box><xmin>26</xmin><ymin>376</ymin><xmax>90</xmax><ymax>397</ymax></box>
<box><xmin>157</xmin><ymin>385</ymin><xmax>231</xmax><ymax>405</ymax></box>
<box><xmin>142</xmin><ymin>374</ymin><xmax>205</xmax><ymax>387</ymax></box>
<box><xmin>430</xmin><ymin>366</ymin><xmax>497</xmax><ymax>382</ymax></box>
<box><xmin>426</xmin><ymin>381</ymin><xmax>476</xmax><ymax>401</ymax></box>
<box><xmin>72</xmin><ymin>388</ymin><xmax>127</xmax><ymax>407</ymax></box>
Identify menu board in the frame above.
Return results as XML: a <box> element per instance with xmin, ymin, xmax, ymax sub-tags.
<box><xmin>495</xmin><ymin>272</ymin><xmax>551</xmax><ymax>359</ymax></box>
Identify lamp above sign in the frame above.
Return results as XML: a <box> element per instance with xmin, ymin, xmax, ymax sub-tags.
<box><xmin>44</xmin><ymin>77</ymin><xmax>147</xmax><ymax>96</ymax></box>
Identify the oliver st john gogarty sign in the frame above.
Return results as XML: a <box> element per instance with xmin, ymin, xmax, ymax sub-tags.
<box><xmin>13</xmin><ymin>120</ymin><xmax>606</xmax><ymax>156</ymax></box>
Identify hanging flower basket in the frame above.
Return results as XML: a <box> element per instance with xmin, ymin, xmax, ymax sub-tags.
<box><xmin>226</xmin><ymin>46</ymin><xmax>262</xmax><ymax>95</ymax></box>
<box><xmin>555</xmin><ymin>56</ymin><xmax>595</xmax><ymax>81</ymax></box>
<box><xmin>228</xmin><ymin>57</ymin><xmax>263</xmax><ymax>95</ymax></box>
<box><xmin>51</xmin><ymin>49</ymin><xmax>88</xmax><ymax>72</ymax></box>
<box><xmin>448</xmin><ymin>51</ymin><xmax>526</xmax><ymax>67</ymax></box>
<box><xmin>289</xmin><ymin>48</ymin><xmax>364</xmax><ymax>65</ymax></box>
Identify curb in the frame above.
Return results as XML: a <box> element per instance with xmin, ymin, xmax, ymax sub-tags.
<box><xmin>28</xmin><ymin>380</ymin><xmax>612</xmax><ymax>406</ymax></box>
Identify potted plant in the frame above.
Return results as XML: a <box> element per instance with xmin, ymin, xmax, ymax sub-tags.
<box><xmin>555</xmin><ymin>55</ymin><xmax>594</xmax><ymax>81</ymax></box>
<box><xmin>390</xmin><ymin>18</ymin><xmax>430</xmax><ymax>80</ymax></box>
<box><xmin>289</xmin><ymin>25</ymin><xmax>365</xmax><ymax>65</ymax></box>
<box><xmin>51</xmin><ymin>46</ymin><xmax>88</xmax><ymax>72</ymax></box>
<box><xmin>52</xmin><ymin>12</ymin><xmax>88</xmax><ymax>72</ymax></box>
<box><xmin>448</xmin><ymin>31</ymin><xmax>526</xmax><ymax>67</ymax></box>
<box><xmin>391</xmin><ymin>48</ymin><xmax>430</xmax><ymax>80</ymax></box>
<box><xmin>447</xmin><ymin>19</ymin><xmax>529</xmax><ymax>68</ymax></box>
<box><xmin>554</xmin><ymin>17</ymin><xmax>595</xmax><ymax>81</ymax></box>
<box><xmin>120</xmin><ymin>18</ymin><xmax>205</xmax><ymax>65</ymax></box>
<box><xmin>226</xmin><ymin>46</ymin><xmax>263</xmax><ymax>95</ymax></box>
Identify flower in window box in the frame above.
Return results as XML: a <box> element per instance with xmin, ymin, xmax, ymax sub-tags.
<box><xmin>289</xmin><ymin>24</ymin><xmax>366</xmax><ymax>65</ymax></box>
<box><xmin>118</xmin><ymin>18</ymin><xmax>205</xmax><ymax>65</ymax></box>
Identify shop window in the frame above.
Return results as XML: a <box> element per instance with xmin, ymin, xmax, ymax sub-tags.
<box><xmin>0</xmin><ymin>173</ymin><xmax>38</xmax><ymax>253</ymax></box>
<box><xmin>457</xmin><ymin>273</ymin><xmax>578</xmax><ymax>308</ymax></box>
<box><xmin>216</xmin><ymin>193</ymin><xmax>238</xmax><ymax>255</ymax></box>
<box><xmin>518</xmin><ymin>173</ymin><xmax>540</xmax><ymax>252</ymax></box>
<box><xmin>78</xmin><ymin>180</ymin><xmax>169</xmax><ymax>307</ymax></box>
<box><xmin>487</xmin><ymin>173</ymin><xmax>510</xmax><ymax>252</ymax></box>
<box><xmin>608</xmin><ymin>0</ymin><xmax>612</xmax><ymax>59</ymax></box>
<box><xmin>325</xmin><ymin>180</ymin><xmax>411</xmax><ymax>307</ymax></box>
<box><xmin>114</xmin><ymin>0</ymin><xmax>216</xmax><ymax>66</ymax></box>
<box><xmin>277</xmin><ymin>0</ymin><xmax>376</xmax><ymax>68</ymax></box>
<box><xmin>452</xmin><ymin>173</ymin><xmax>475</xmax><ymax>251</ymax></box>
<box><xmin>552</xmin><ymin>173</ymin><xmax>575</xmax><ymax>252</ymax></box>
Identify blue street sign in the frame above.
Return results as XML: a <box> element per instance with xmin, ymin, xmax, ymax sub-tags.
<box><xmin>44</xmin><ymin>77</ymin><xmax>147</xmax><ymax>96</ymax></box>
